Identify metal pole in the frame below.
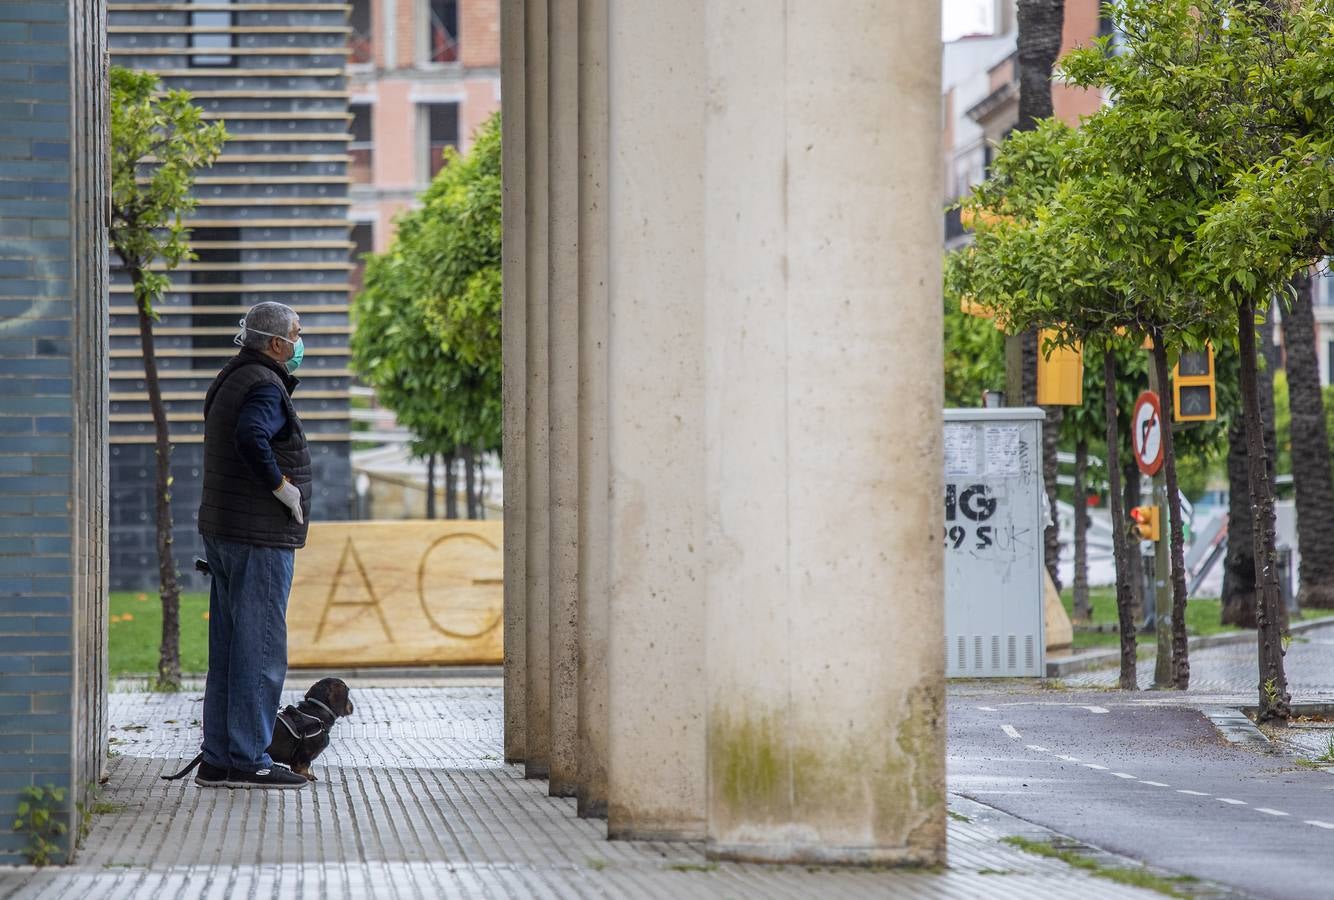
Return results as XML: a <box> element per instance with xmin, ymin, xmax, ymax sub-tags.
<box><xmin>1148</xmin><ymin>361</ymin><xmax>1172</xmax><ymax>688</ymax></box>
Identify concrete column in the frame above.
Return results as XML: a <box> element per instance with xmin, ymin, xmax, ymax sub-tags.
<box><xmin>500</xmin><ymin>0</ymin><xmax>527</xmax><ymax>765</ymax></box>
<box><xmin>523</xmin><ymin>0</ymin><xmax>552</xmax><ymax>780</ymax></box>
<box><xmin>546</xmin><ymin>0</ymin><xmax>581</xmax><ymax>798</ymax></box>
<box><xmin>702</xmin><ymin>1</ymin><xmax>945</xmax><ymax>865</ymax></box>
<box><xmin>604</xmin><ymin>0</ymin><xmax>709</xmax><ymax>841</ymax></box>
<box><xmin>575</xmin><ymin>0</ymin><xmax>610</xmax><ymax>820</ymax></box>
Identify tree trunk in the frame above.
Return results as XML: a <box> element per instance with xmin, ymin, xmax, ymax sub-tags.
<box><xmin>1238</xmin><ymin>295</ymin><xmax>1291</xmax><ymax>724</ymax></box>
<box><xmin>465</xmin><ymin>450</ymin><xmax>479</xmax><ymax>520</ymax></box>
<box><xmin>1073</xmin><ymin>437</ymin><xmax>1090</xmax><ymax>623</ymax></box>
<box><xmin>1124</xmin><ymin>458</ymin><xmax>1146</xmax><ymax>622</ymax></box>
<box><xmin>425</xmin><ymin>453</ymin><xmax>437</xmax><ymax>519</ymax></box>
<box><xmin>134</xmin><ymin>278</ymin><xmax>181</xmax><ymax>692</ymax></box>
<box><xmin>444</xmin><ymin>452</ymin><xmax>459</xmax><ymax>519</ymax></box>
<box><xmin>1281</xmin><ymin>269</ymin><xmax>1334</xmax><ymax>608</ymax></box>
<box><xmin>1104</xmin><ymin>349</ymin><xmax>1137</xmax><ymax>690</ymax></box>
<box><xmin>1259</xmin><ymin>303</ymin><xmax>1289</xmax><ymax>632</ymax></box>
<box><xmin>1221</xmin><ymin>417</ymin><xmax>1260</xmax><ymax>627</ymax></box>
<box><xmin>1016</xmin><ymin>0</ymin><xmax>1066</xmax><ymax>593</ymax></box>
<box><xmin>1151</xmin><ymin>331</ymin><xmax>1190</xmax><ymax>690</ymax></box>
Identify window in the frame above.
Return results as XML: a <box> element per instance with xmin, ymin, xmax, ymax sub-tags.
<box><xmin>421</xmin><ymin>102</ymin><xmax>459</xmax><ymax>181</ymax></box>
<box><xmin>349</xmin><ymin>0</ymin><xmax>373</xmax><ymax>65</ymax></box>
<box><xmin>190</xmin><ymin>0</ymin><xmax>235</xmax><ymax>68</ymax></box>
<box><xmin>350</xmin><ymin>103</ymin><xmax>373</xmax><ymax>184</ymax></box>
<box><xmin>425</xmin><ymin>0</ymin><xmax>459</xmax><ymax>64</ymax></box>
<box><xmin>350</xmin><ymin>222</ymin><xmax>374</xmax><ymax>295</ymax></box>
<box><xmin>190</xmin><ymin>228</ymin><xmax>243</xmax><ymax>358</ymax></box>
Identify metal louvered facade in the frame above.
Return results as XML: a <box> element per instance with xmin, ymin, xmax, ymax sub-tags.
<box><xmin>108</xmin><ymin>1</ymin><xmax>354</xmax><ymax>590</ymax></box>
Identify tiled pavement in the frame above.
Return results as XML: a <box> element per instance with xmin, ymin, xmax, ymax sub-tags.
<box><xmin>1065</xmin><ymin>620</ymin><xmax>1334</xmax><ymax>696</ymax></box>
<box><xmin>0</xmin><ymin>679</ymin><xmax>1159</xmax><ymax>899</ymax></box>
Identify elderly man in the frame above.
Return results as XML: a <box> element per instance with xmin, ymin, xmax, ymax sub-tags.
<box><xmin>194</xmin><ymin>301</ymin><xmax>312</xmax><ymax>789</ymax></box>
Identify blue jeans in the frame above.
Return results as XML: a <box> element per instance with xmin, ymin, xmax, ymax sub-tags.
<box><xmin>201</xmin><ymin>535</ymin><xmax>295</xmax><ymax>772</ymax></box>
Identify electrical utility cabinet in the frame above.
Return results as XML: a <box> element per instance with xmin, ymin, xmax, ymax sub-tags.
<box><xmin>943</xmin><ymin>408</ymin><xmax>1046</xmax><ymax>677</ymax></box>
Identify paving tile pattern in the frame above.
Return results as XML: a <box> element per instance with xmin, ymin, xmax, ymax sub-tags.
<box><xmin>0</xmin><ymin>682</ymin><xmax>1155</xmax><ymax>898</ymax></box>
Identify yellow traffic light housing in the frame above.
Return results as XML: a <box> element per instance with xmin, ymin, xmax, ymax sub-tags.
<box><xmin>1036</xmin><ymin>329</ymin><xmax>1084</xmax><ymax>406</ymax></box>
<box><xmin>1173</xmin><ymin>345</ymin><xmax>1216</xmax><ymax>422</ymax></box>
<box><xmin>1131</xmin><ymin>505</ymin><xmax>1160</xmax><ymax>542</ymax></box>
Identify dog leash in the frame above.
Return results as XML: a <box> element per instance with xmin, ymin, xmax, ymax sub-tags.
<box><xmin>161</xmin><ymin>752</ymin><xmax>205</xmax><ymax>781</ymax></box>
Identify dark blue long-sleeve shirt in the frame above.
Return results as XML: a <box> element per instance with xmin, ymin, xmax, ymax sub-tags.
<box><xmin>234</xmin><ymin>383</ymin><xmax>288</xmax><ymax>491</ymax></box>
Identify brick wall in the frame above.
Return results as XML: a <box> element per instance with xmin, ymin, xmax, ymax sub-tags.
<box><xmin>0</xmin><ymin>0</ymin><xmax>108</xmax><ymax>865</ymax></box>
<box><xmin>460</xmin><ymin>0</ymin><xmax>499</xmax><ymax>69</ymax></box>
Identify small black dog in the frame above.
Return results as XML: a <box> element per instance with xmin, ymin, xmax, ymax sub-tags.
<box><xmin>270</xmin><ymin>677</ymin><xmax>355</xmax><ymax>781</ymax></box>
<box><xmin>162</xmin><ymin>677</ymin><xmax>354</xmax><ymax>783</ymax></box>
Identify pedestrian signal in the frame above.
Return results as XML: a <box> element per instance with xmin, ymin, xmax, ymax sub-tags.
<box><xmin>1173</xmin><ymin>345</ymin><xmax>1216</xmax><ymax>422</ymax></box>
<box><xmin>1131</xmin><ymin>505</ymin><xmax>1160</xmax><ymax>542</ymax></box>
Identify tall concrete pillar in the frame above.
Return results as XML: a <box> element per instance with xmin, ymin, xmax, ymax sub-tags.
<box><xmin>546</xmin><ymin>0</ymin><xmax>581</xmax><ymax>799</ymax></box>
<box><xmin>575</xmin><ymin>0</ymin><xmax>611</xmax><ymax>820</ymax></box>
<box><xmin>701</xmin><ymin>1</ymin><xmax>945</xmax><ymax>864</ymax></box>
<box><xmin>603</xmin><ymin>0</ymin><xmax>709</xmax><ymax>841</ymax></box>
<box><xmin>522</xmin><ymin>0</ymin><xmax>552</xmax><ymax>780</ymax></box>
<box><xmin>500</xmin><ymin>0</ymin><xmax>527</xmax><ymax>766</ymax></box>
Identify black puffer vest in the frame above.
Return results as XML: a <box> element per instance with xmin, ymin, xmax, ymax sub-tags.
<box><xmin>198</xmin><ymin>350</ymin><xmax>312</xmax><ymax>549</ymax></box>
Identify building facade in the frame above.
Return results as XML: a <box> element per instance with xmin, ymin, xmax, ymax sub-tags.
<box><xmin>346</xmin><ymin>0</ymin><xmax>500</xmax><ymax>273</ymax></box>
<box><xmin>0</xmin><ymin>0</ymin><xmax>108</xmax><ymax>864</ymax></box>
<box><xmin>107</xmin><ymin>0</ymin><xmax>355</xmax><ymax>590</ymax></box>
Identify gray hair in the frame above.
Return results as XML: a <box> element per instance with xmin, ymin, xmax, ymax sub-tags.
<box><xmin>238</xmin><ymin>302</ymin><xmax>298</xmax><ymax>351</ymax></box>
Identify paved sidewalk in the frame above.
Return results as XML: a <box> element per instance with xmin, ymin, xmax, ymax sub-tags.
<box><xmin>0</xmin><ymin>680</ymin><xmax>1159</xmax><ymax>899</ymax></box>
<box><xmin>1065</xmin><ymin>620</ymin><xmax>1334</xmax><ymax>696</ymax></box>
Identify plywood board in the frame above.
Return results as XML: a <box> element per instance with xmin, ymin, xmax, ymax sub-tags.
<box><xmin>288</xmin><ymin>521</ymin><xmax>503</xmax><ymax>667</ymax></box>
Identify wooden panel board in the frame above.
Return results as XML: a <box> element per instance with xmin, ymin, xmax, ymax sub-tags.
<box><xmin>287</xmin><ymin>521</ymin><xmax>504</xmax><ymax>667</ymax></box>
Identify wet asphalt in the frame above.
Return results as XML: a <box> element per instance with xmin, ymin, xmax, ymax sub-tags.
<box><xmin>949</xmin><ymin>687</ymin><xmax>1334</xmax><ymax>899</ymax></box>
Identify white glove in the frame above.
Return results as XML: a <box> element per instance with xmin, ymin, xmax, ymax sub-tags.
<box><xmin>272</xmin><ymin>477</ymin><xmax>304</xmax><ymax>525</ymax></box>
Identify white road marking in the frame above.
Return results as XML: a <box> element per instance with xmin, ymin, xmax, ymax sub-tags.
<box><xmin>1110</xmin><ymin>773</ymin><xmax>1137</xmax><ymax>780</ymax></box>
<box><xmin>1055</xmin><ymin>754</ymin><xmax>1080</xmax><ymax>762</ymax></box>
<box><xmin>1217</xmin><ymin>798</ymin><xmax>1246</xmax><ymax>805</ymax></box>
<box><xmin>977</xmin><ymin>706</ymin><xmax>998</xmax><ymax>712</ymax></box>
<box><xmin>1082</xmin><ymin>706</ymin><xmax>1109</xmax><ymax>714</ymax></box>
<box><xmin>1001</xmin><ymin>725</ymin><xmax>1022</xmax><ymax>739</ymax></box>
<box><xmin>1138</xmin><ymin>781</ymin><xmax>1170</xmax><ymax>787</ymax></box>
<box><xmin>1025</xmin><ymin>745</ymin><xmax>1051</xmax><ymax>753</ymax></box>
<box><xmin>1177</xmin><ymin>790</ymin><xmax>1210</xmax><ymax>796</ymax></box>
<box><xmin>1082</xmin><ymin>764</ymin><xmax>1109</xmax><ymax>771</ymax></box>
<box><xmin>1305</xmin><ymin>820</ymin><xmax>1334</xmax><ymax>829</ymax></box>
<box><xmin>1255</xmin><ymin>808</ymin><xmax>1289</xmax><ymax>817</ymax></box>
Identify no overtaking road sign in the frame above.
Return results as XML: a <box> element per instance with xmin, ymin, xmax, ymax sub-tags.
<box><xmin>1132</xmin><ymin>390</ymin><xmax>1164</xmax><ymax>477</ymax></box>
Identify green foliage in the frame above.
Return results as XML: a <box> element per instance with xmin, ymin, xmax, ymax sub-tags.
<box><xmin>350</xmin><ymin>114</ymin><xmax>502</xmax><ymax>460</ymax></box>
<box><xmin>943</xmin><ymin>294</ymin><xmax>1004</xmax><ymax>406</ymax></box>
<box><xmin>12</xmin><ymin>785</ymin><xmax>67</xmax><ymax>866</ymax></box>
<box><xmin>109</xmin><ymin>66</ymin><xmax>227</xmax><ymax>312</ymax></box>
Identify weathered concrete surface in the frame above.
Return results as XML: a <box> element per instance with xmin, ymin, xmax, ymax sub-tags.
<box><xmin>701</xmin><ymin>0</ymin><xmax>946</xmax><ymax>864</ymax></box>
<box><xmin>499</xmin><ymin>0</ymin><xmax>527</xmax><ymax>766</ymax></box>
<box><xmin>603</xmin><ymin>0</ymin><xmax>709</xmax><ymax>841</ymax></box>
<box><xmin>523</xmin><ymin>0</ymin><xmax>552</xmax><ymax>781</ymax></box>
<box><xmin>545</xmin><ymin>0</ymin><xmax>581</xmax><ymax>800</ymax></box>
<box><xmin>575</xmin><ymin>0</ymin><xmax>612</xmax><ymax>820</ymax></box>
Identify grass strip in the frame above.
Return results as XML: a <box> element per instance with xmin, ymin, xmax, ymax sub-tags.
<box><xmin>1002</xmin><ymin>836</ymin><xmax>1199</xmax><ymax>898</ymax></box>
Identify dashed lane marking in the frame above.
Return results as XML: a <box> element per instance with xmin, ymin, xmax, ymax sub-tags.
<box><xmin>1025</xmin><ymin>745</ymin><xmax>1051</xmax><ymax>753</ymax></box>
<box><xmin>1054</xmin><ymin>755</ymin><xmax>1080</xmax><ymax>762</ymax></box>
<box><xmin>1110</xmin><ymin>773</ymin><xmax>1137</xmax><ymax>779</ymax></box>
<box><xmin>1305</xmin><ymin>820</ymin><xmax>1334</xmax><ymax>829</ymax></box>
<box><xmin>1255</xmin><ymin>808</ymin><xmax>1289</xmax><ymax>817</ymax></box>
<box><xmin>1217</xmin><ymin>798</ymin><xmax>1246</xmax><ymax>805</ymax></box>
<box><xmin>978</xmin><ymin>706</ymin><xmax>998</xmax><ymax>712</ymax></box>
<box><xmin>1082</xmin><ymin>764</ymin><xmax>1109</xmax><ymax>771</ymax></box>
<box><xmin>1139</xmin><ymin>781</ymin><xmax>1170</xmax><ymax>787</ymax></box>
<box><xmin>1082</xmin><ymin>706</ymin><xmax>1109</xmax><ymax>714</ymax></box>
<box><xmin>1001</xmin><ymin>725</ymin><xmax>1022</xmax><ymax>739</ymax></box>
<box><xmin>1177</xmin><ymin>790</ymin><xmax>1210</xmax><ymax>796</ymax></box>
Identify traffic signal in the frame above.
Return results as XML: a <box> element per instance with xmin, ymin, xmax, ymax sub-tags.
<box><xmin>1036</xmin><ymin>329</ymin><xmax>1084</xmax><ymax>406</ymax></box>
<box><xmin>1131</xmin><ymin>505</ymin><xmax>1160</xmax><ymax>542</ymax></box>
<box><xmin>1173</xmin><ymin>345</ymin><xmax>1216</xmax><ymax>422</ymax></box>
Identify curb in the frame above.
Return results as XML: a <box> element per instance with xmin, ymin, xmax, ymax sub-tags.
<box><xmin>949</xmin><ymin>793</ymin><xmax>1245</xmax><ymax>899</ymax></box>
<box><xmin>1046</xmin><ymin>614</ymin><xmax>1334</xmax><ymax>678</ymax></box>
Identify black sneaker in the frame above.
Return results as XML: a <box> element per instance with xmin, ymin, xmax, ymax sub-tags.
<box><xmin>225</xmin><ymin>765</ymin><xmax>308</xmax><ymax>790</ymax></box>
<box><xmin>195</xmin><ymin>760</ymin><xmax>228</xmax><ymax>788</ymax></box>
